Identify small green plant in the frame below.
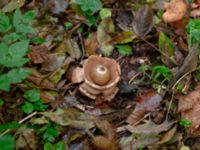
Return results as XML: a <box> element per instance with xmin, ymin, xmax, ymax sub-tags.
<box><xmin>22</xmin><ymin>89</ymin><xmax>47</xmax><ymax>114</ymax></box>
<box><xmin>179</xmin><ymin>119</ymin><xmax>192</xmax><ymax>128</ymax></box>
<box><xmin>72</xmin><ymin>0</ymin><xmax>102</xmax><ymax>26</ymax></box>
<box><xmin>0</xmin><ymin>8</ymin><xmax>39</xmax><ymax>91</ymax></box>
<box><xmin>151</xmin><ymin>65</ymin><xmax>172</xmax><ymax>84</ymax></box>
<box><xmin>0</xmin><ymin>135</ymin><xmax>15</xmax><ymax>150</ymax></box>
<box><xmin>0</xmin><ymin>121</ymin><xmax>20</xmax><ymax>133</ymax></box>
<box><xmin>32</xmin><ymin>123</ymin><xmax>60</xmax><ymax>144</ymax></box>
<box><xmin>186</xmin><ymin>19</ymin><xmax>200</xmax><ymax>48</ymax></box>
<box><xmin>44</xmin><ymin>141</ymin><xmax>65</xmax><ymax>150</ymax></box>
<box><xmin>179</xmin><ymin>119</ymin><xmax>192</xmax><ymax>135</ymax></box>
<box><xmin>139</xmin><ymin>64</ymin><xmax>172</xmax><ymax>84</ymax></box>
<box><xmin>64</xmin><ymin>22</ymin><xmax>73</xmax><ymax>30</ymax></box>
<box><xmin>115</xmin><ymin>45</ymin><xmax>133</xmax><ymax>56</ymax></box>
<box><xmin>176</xmin><ymin>83</ymin><xmax>185</xmax><ymax>93</ymax></box>
<box><xmin>0</xmin><ymin>98</ymin><xmax>4</xmax><ymax>106</ymax></box>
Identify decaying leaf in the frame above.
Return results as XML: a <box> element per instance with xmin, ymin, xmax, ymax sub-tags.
<box><xmin>84</xmin><ymin>33</ymin><xmax>99</xmax><ymax>56</ymax></box>
<box><xmin>40</xmin><ymin>108</ymin><xmax>95</xmax><ymax>129</ymax></box>
<box><xmin>28</xmin><ymin>45</ymin><xmax>48</xmax><ymax>64</ymax></box>
<box><xmin>97</xmin><ymin>17</ymin><xmax>115</xmax><ymax>56</ymax></box>
<box><xmin>120</xmin><ymin>133</ymin><xmax>159</xmax><ymax>150</ymax></box>
<box><xmin>167</xmin><ymin>43</ymin><xmax>199</xmax><ymax>89</ymax></box>
<box><xmin>55</xmin><ymin>38</ymin><xmax>82</xmax><ymax>60</ymax></box>
<box><xmin>121</xmin><ymin>121</ymin><xmax>174</xmax><ymax>150</ymax></box>
<box><xmin>93</xmin><ymin>136</ymin><xmax>116</xmax><ymax>150</ymax></box>
<box><xmin>2</xmin><ymin>0</ymin><xmax>25</xmax><ymax>12</ymax></box>
<box><xmin>126</xmin><ymin>90</ymin><xmax>162</xmax><ymax>125</ymax></box>
<box><xmin>157</xmin><ymin>126</ymin><xmax>177</xmax><ymax>144</ymax></box>
<box><xmin>51</xmin><ymin>0</ymin><xmax>68</xmax><ymax>14</ymax></box>
<box><xmin>41</xmin><ymin>53</ymin><xmax>66</xmax><ymax>72</ymax></box>
<box><xmin>16</xmin><ymin>128</ymin><xmax>36</xmax><ymax>150</ymax></box>
<box><xmin>112</xmin><ymin>31</ymin><xmax>136</xmax><ymax>44</ymax></box>
<box><xmin>116</xmin><ymin>11</ymin><xmax>134</xmax><ymax>31</ymax></box>
<box><xmin>132</xmin><ymin>5</ymin><xmax>154</xmax><ymax>37</ymax></box>
<box><xmin>95</xmin><ymin>120</ymin><xmax>116</xmax><ymax>141</ymax></box>
<box><xmin>178</xmin><ymin>83</ymin><xmax>200</xmax><ymax>132</ymax></box>
<box><xmin>126</xmin><ymin>120</ymin><xmax>174</xmax><ymax>135</ymax></box>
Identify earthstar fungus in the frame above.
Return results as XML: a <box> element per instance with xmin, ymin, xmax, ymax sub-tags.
<box><xmin>162</xmin><ymin>0</ymin><xmax>187</xmax><ymax>23</ymax></box>
<box><xmin>71</xmin><ymin>55</ymin><xmax>121</xmax><ymax>101</ymax></box>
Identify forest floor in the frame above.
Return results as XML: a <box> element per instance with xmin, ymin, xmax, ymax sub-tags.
<box><xmin>0</xmin><ymin>0</ymin><xmax>200</xmax><ymax>150</ymax></box>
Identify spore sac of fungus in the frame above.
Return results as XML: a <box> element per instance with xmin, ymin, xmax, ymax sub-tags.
<box><xmin>71</xmin><ymin>55</ymin><xmax>121</xmax><ymax>101</ymax></box>
<box><xmin>90</xmin><ymin>64</ymin><xmax>110</xmax><ymax>86</ymax></box>
<box><xmin>162</xmin><ymin>0</ymin><xmax>187</xmax><ymax>23</ymax></box>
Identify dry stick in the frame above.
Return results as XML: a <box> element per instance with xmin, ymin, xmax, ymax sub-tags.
<box><xmin>78</xmin><ymin>31</ymin><xmax>85</xmax><ymax>61</ymax></box>
<box><xmin>0</xmin><ymin>111</ymin><xmax>38</xmax><ymax>136</ymax></box>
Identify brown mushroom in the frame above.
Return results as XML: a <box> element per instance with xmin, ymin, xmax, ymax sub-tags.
<box><xmin>162</xmin><ymin>0</ymin><xmax>187</xmax><ymax>23</ymax></box>
<box><xmin>71</xmin><ymin>55</ymin><xmax>121</xmax><ymax>101</ymax></box>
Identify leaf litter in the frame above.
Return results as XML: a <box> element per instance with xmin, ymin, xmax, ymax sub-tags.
<box><xmin>0</xmin><ymin>0</ymin><xmax>200</xmax><ymax>149</ymax></box>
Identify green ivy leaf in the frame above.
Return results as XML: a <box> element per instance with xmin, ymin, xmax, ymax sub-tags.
<box><xmin>76</xmin><ymin>0</ymin><xmax>102</xmax><ymax>14</ymax></box>
<box><xmin>22</xmin><ymin>10</ymin><xmax>36</xmax><ymax>23</ymax></box>
<box><xmin>44</xmin><ymin>143</ymin><xmax>54</xmax><ymax>150</ymax></box>
<box><xmin>3</xmin><ymin>33</ymin><xmax>26</xmax><ymax>44</ymax></box>
<box><xmin>43</xmin><ymin>125</ymin><xmax>59</xmax><ymax>143</ymax></box>
<box><xmin>24</xmin><ymin>89</ymin><xmax>40</xmax><ymax>102</ymax></box>
<box><xmin>13</xmin><ymin>8</ymin><xmax>22</xmax><ymax>28</ymax></box>
<box><xmin>116</xmin><ymin>45</ymin><xmax>132</xmax><ymax>56</ymax></box>
<box><xmin>54</xmin><ymin>142</ymin><xmax>65</xmax><ymax>150</ymax></box>
<box><xmin>0</xmin><ymin>40</ymin><xmax>30</xmax><ymax>67</ymax></box>
<box><xmin>0</xmin><ymin>135</ymin><xmax>15</xmax><ymax>150</ymax></box>
<box><xmin>0</xmin><ymin>13</ymin><xmax>11</xmax><ymax>32</ymax></box>
<box><xmin>33</xmin><ymin>101</ymin><xmax>48</xmax><ymax>111</ymax></box>
<box><xmin>15</xmin><ymin>24</ymin><xmax>35</xmax><ymax>34</ymax></box>
<box><xmin>13</xmin><ymin>8</ymin><xmax>35</xmax><ymax>34</ymax></box>
<box><xmin>0</xmin><ymin>68</ymin><xmax>31</xmax><ymax>91</ymax></box>
<box><xmin>22</xmin><ymin>102</ymin><xmax>34</xmax><ymax>114</ymax></box>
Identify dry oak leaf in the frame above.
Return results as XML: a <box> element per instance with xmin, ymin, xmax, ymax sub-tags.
<box><xmin>71</xmin><ymin>55</ymin><xmax>121</xmax><ymax>101</ymax></box>
<box><xmin>162</xmin><ymin>0</ymin><xmax>187</xmax><ymax>23</ymax></box>
<box><xmin>178</xmin><ymin>83</ymin><xmax>200</xmax><ymax>132</ymax></box>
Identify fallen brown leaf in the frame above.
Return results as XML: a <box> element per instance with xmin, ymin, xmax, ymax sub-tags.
<box><xmin>126</xmin><ymin>90</ymin><xmax>162</xmax><ymax>125</ymax></box>
<box><xmin>178</xmin><ymin>83</ymin><xmax>200</xmax><ymax>132</ymax></box>
<box><xmin>93</xmin><ymin>136</ymin><xmax>116</xmax><ymax>150</ymax></box>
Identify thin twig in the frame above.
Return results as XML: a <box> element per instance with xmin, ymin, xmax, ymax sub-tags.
<box><xmin>165</xmin><ymin>91</ymin><xmax>174</xmax><ymax>121</ymax></box>
<box><xmin>172</xmin><ymin>66</ymin><xmax>200</xmax><ymax>90</ymax></box>
<box><xmin>78</xmin><ymin>31</ymin><xmax>85</xmax><ymax>60</ymax></box>
<box><xmin>0</xmin><ymin>112</ymin><xmax>38</xmax><ymax>136</ymax></box>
